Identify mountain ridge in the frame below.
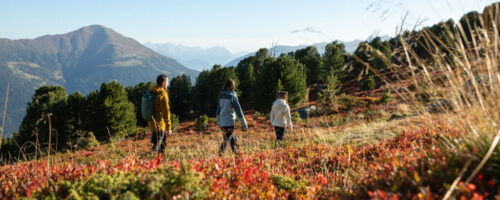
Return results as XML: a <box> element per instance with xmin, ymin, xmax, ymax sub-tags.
<box><xmin>0</xmin><ymin>25</ymin><xmax>198</xmax><ymax>137</ymax></box>
<box><xmin>144</xmin><ymin>42</ymin><xmax>245</xmax><ymax>71</ymax></box>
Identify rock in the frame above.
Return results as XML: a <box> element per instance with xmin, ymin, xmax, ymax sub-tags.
<box><xmin>426</xmin><ymin>99</ymin><xmax>453</xmax><ymax>113</ymax></box>
<box><xmin>296</xmin><ymin>105</ymin><xmax>317</xmax><ymax>119</ymax></box>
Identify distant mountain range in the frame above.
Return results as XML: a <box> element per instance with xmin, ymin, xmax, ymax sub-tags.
<box><xmin>144</xmin><ymin>36</ymin><xmax>391</xmax><ymax>70</ymax></box>
<box><xmin>144</xmin><ymin>43</ymin><xmax>247</xmax><ymax>71</ymax></box>
<box><xmin>224</xmin><ymin>36</ymin><xmax>391</xmax><ymax>67</ymax></box>
<box><xmin>0</xmin><ymin>25</ymin><xmax>198</xmax><ymax>137</ymax></box>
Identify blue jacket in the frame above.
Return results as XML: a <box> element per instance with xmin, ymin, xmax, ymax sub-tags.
<box><xmin>216</xmin><ymin>90</ymin><xmax>247</xmax><ymax>128</ymax></box>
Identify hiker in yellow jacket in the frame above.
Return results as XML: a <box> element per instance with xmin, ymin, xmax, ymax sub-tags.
<box><xmin>148</xmin><ymin>75</ymin><xmax>172</xmax><ymax>153</ymax></box>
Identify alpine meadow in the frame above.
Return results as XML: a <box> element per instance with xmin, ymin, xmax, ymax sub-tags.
<box><xmin>0</xmin><ymin>1</ymin><xmax>500</xmax><ymax>199</ymax></box>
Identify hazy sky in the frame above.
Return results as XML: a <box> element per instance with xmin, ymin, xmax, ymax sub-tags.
<box><xmin>0</xmin><ymin>0</ymin><xmax>496</xmax><ymax>53</ymax></box>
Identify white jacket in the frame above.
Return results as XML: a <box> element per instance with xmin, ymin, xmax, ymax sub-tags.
<box><xmin>270</xmin><ymin>99</ymin><xmax>293</xmax><ymax>129</ymax></box>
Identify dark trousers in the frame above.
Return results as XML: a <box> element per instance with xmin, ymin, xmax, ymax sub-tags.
<box><xmin>219</xmin><ymin>126</ymin><xmax>238</xmax><ymax>154</ymax></box>
<box><xmin>274</xmin><ymin>126</ymin><xmax>285</xmax><ymax>140</ymax></box>
<box><xmin>151</xmin><ymin>131</ymin><xmax>166</xmax><ymax>153</ymax></box>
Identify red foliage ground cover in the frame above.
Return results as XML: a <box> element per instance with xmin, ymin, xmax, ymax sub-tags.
<box><xmin>1</xmin><ymin>121</ymin><xmax>498</xmax><ymax>199</ymax></box>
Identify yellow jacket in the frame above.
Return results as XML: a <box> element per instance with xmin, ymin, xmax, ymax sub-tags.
<box><xmin>148</xmin><ymin>86</ymin><xmax>171</xmax><ymax>132</ymax></box>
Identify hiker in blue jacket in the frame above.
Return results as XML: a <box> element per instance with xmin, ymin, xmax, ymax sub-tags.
<box><xmin>216</xmin><ymin>79</ymin><xmax>248</xmax><ymax>155</ymax></box>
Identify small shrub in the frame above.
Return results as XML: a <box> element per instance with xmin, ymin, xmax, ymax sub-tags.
<box><xmin>361</xmin><ymin>75</ymin><xmax>376</xmax><ymax>93</ymax></box>
<box><xmin>318</xmin><ymin>72</ymin><xmax>341</xmax><ymax>113</ymax></box>
<box><xmin>338</xmin><ymin>94</ymin><xmax>366</xmax><ymax>111</ymax></box>
<box><xmin>378</xmin><ymin>89</ymin><xmax>394</xmax><ymax>104</ymax></box>
<box><xmin>37</xmin><ymin>162</ymin><xmax>208</xmax><ymax>199</ymax></box>
<box><xmin>291</xmin><ymin>111</ymin><xmax>301</xmax><ymax>125</ymax></box>
<box><xmin>329</xmin><ymin>114</ymin><xmax>356</xmax><ymax>126</ymax></box>
<box><xmin>363</xmin><ymin>109</ymin><xmax>382</xmax><ymax>121</ymax></box>
<box><xmin>171</xmin><ymin>114</ymin><xmax>179</xmax><ymax>131</ymax></box>
<box><xmin>74</xmin><ymin>131</ymin><xmax>100</xmax><ymax>149</ymax></box>
<box><xmin>194</xmin><ymin>115</ymin><xmax>209</xmax><ymax>133</ymax></box>
<box><xmin>320</xmin><ymin>116</ymin><xmax>330</xmax><ymax>127</ymax></box>
<box><xmin>271</xmin><ymin>174</ymin><xmax>307</xmax><ymax>192</ymax></box>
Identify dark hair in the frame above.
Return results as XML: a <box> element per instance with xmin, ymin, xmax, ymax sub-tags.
<box><xmin>222</xmin><ymin>79</ymin><xmax>236</xmax><ymax>92</ymax></box>
<box><xmin>156</xmin><ymin>75</ymin><xmax>168</xmax><ymax>86</ymax></box>
<box><xmin>276</xmin><ymin>91</ymin><xmax>288</xmax><ymax>99</ymax></box>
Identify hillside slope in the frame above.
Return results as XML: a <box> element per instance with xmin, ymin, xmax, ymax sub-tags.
<box><xmin>0</xmin><ymin>25</ymin><xmax>198</xmax><ymax>137</ymax></box>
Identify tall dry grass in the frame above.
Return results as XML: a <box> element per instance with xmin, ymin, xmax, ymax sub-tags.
<box><xmin>366</xmin><ymin>3</ymin><xmax>500</xmax><ymax>198</ymax></box>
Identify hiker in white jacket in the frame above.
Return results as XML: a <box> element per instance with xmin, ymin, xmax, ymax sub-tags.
<box><xmin>270</xmin><ymin>91</ymin><xmax>293</xmax><ymax>140</ymax></box>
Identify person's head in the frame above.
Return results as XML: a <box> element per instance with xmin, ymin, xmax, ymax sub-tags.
<box><xmin>222</xmin><ymin>79</ymin><xmax>236</xmax><ymax>92</ymax></box>
<box><xmin>156</xmin><ymin>75</ymin><xmax>168</xmax><ymax>89</ymax></box>
<box><xmin>276</xmin><ymin>91</ymin><xmax>288</xmax><ymax>101</ymax></box>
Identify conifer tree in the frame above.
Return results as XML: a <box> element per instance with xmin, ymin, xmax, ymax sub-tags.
<box><xmin>65</xmin><ymin>92</ymin><xmax>85</xmax><ymax>134</ymax></box>
<box><xmin>294</xmin><ymin>46</ymin><xmax>322</xmax><ymax>86</ymax></box>
<box><xmin>323</xmin><ymin>41</ymin><xmax>347</xmax><ymax>80</ymax></box>
<box><xmin>352</xmin><ymin>37</ymin><xmax>392</xmax><ymax>79</ymax></box>
<box><xmin>319</xmin><ymin>71</ymin><xmax>341</xmax><ymax>112</ymax></box>
<box><xmin>252</xmin><ymin>54</ymin><xmax>307</xmax><ymax>112</ymax></box>
<box><xmin>361</xmin><ymin>75</ymin><xmax>376</xmax><ymax>94</ymax></box>
<box><xmin>87</xmin><ymin>81</ymin><xmax>136</xmax><ymax>141</ymax></box>
<box><xmin>235</xmin><ymin>48</ymin><xmax>269</xmax><ymax>101</ymax></box>
<box><xmin>168</xmin><ymin>74</ymin><xmax>193</xmax><ymax>119</ymax></box>
<box><xmin>193</xmin><ymin>65</ymin><xmax>238</xmax><ymax>115</ymax></box>
<box><xmin>17</xmin><ymin>86</ymin><xmax>68</xmax><ymax>154</ymax></box>
<box><xmin>278</xmin><ymin>55</ymin><xmax>307</xmax><ymax>108</ymax></box>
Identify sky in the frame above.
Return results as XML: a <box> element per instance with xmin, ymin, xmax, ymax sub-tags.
<box><xmin>0</xmin><ymin>0</ymin><xmax>497</xmax><ymax>53</ymax></box>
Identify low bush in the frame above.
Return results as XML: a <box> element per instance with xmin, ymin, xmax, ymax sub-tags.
<box><xmin>338</xmin><ymin>94</ymin><xmax>366</xmax><ymax>111</ymax></box>
<box><xmin>271</xmin><ymin>174</ymin><xmax>308</xmax><ymax>193</ymax></box>
<box><xmin>171</xmin><ymin>114</ymin><xmax>179</xmax><ymax>131</ymax></box>
<box><xmin>291</xmin><ymin>111</ymin><xmax>302</xmax><ymax>125</ymax></box>
<box><xmin>34</xmin><ymin>162</ymin><xmax>208</xmax><ymax>199</ymax></box>
<box><xmin>73</xmin><ymin>131</ymin><xmax>100</xmax><ymax>149</ymax></box>
<box><xmin>378</xmin><ymin>89</ymin><xmax>394</xmax><ymax>104</ymax></box>
<box><xmin>194</xmin><ymin>115</ymin><xmax>209</xmax><ymax>133</ymax></box>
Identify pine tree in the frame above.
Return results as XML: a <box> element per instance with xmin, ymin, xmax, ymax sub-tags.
<box><xmin>251</xmin><ymin>54</ymin><xmax>307</xmax><ymax>112</ymax></box>
<box><xmin>235</xmin><ymin>48</ymin><xmax>269</xmax><ymax>102</ymax></box>
<box><xmin>251</xmin><ymin>57</ymin><xmax>280</xmax><ymax>112</ymax></box>
<box><xmin>323</xmin><ymin>41</ymin><xmax>346</xmax><ymax>81</ymax></box>
<box><xmin>65</xmin><ymin>92</ymin><xmax>85</xmax><ymax>136</ymax></box>
<box><xmin>193</xmin><ymin>65</ymin><xmax>238</xmax><ymax>115</ymax></box>
<box><xmin>278</xmin><ymin>55</ymin><xmax>307</xmax><ymax>108</ymax></box>
<box><xmin>17</xmin><ymin>86</ymin><xmax>68</xmax><ymax>154</ymax></box>
<box><xmin>294</xmin><ymin>46</ymin><xmax>322</xmax><ymax>86</ymax></box>
<box><xmin>319</xmin><ymin>71</ymin><xmax>341</xmax><ymax>112</ymax></box>
<box><xmin>236</xmin><ymin>58</ymin><xmax>256</xmax><ymax>100</ymax></box>
<box><xmin>459</xmin><ymin>11</ymin><xmax>482</xmax><ymax>43</ymax></box>
<box><xmin>86</xmin><ymin>81</ymin><xmax>137</xmax><ymax>142</ymax></box>
<box><xmin>169</xmin><ymin>74</ymin><xmax>193</xmax><ymax>119</ymax></box>
<box><xmin>352</xmin><ymin>37</ymin><xmax>393</xmax><ymax>79</ymax></box>
<box><xmin>361</xmin><ymin>75</ymin><xmax>376</xmax><ymax>94</ymax></box>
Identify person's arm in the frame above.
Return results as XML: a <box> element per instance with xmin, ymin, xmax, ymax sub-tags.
<box><xmin>162</xmin><ymin>92</ymin><xmax>172</xmax><ymax>132</ymax></box>
<box><xmin>284</xmin><ymin>103</ymin><xmax>293</xmax><ymax>129</ymax></box>
<box><xmin>232</xmin><ymin>96</ymin><xmax>247</xmax><ymax>129</ymax></box>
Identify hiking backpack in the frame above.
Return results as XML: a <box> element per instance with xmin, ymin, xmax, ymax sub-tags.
<box><xmin>141</xmin><ymin>90</ymin><xmax>156</xmax><ymax>121</ymax></box>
